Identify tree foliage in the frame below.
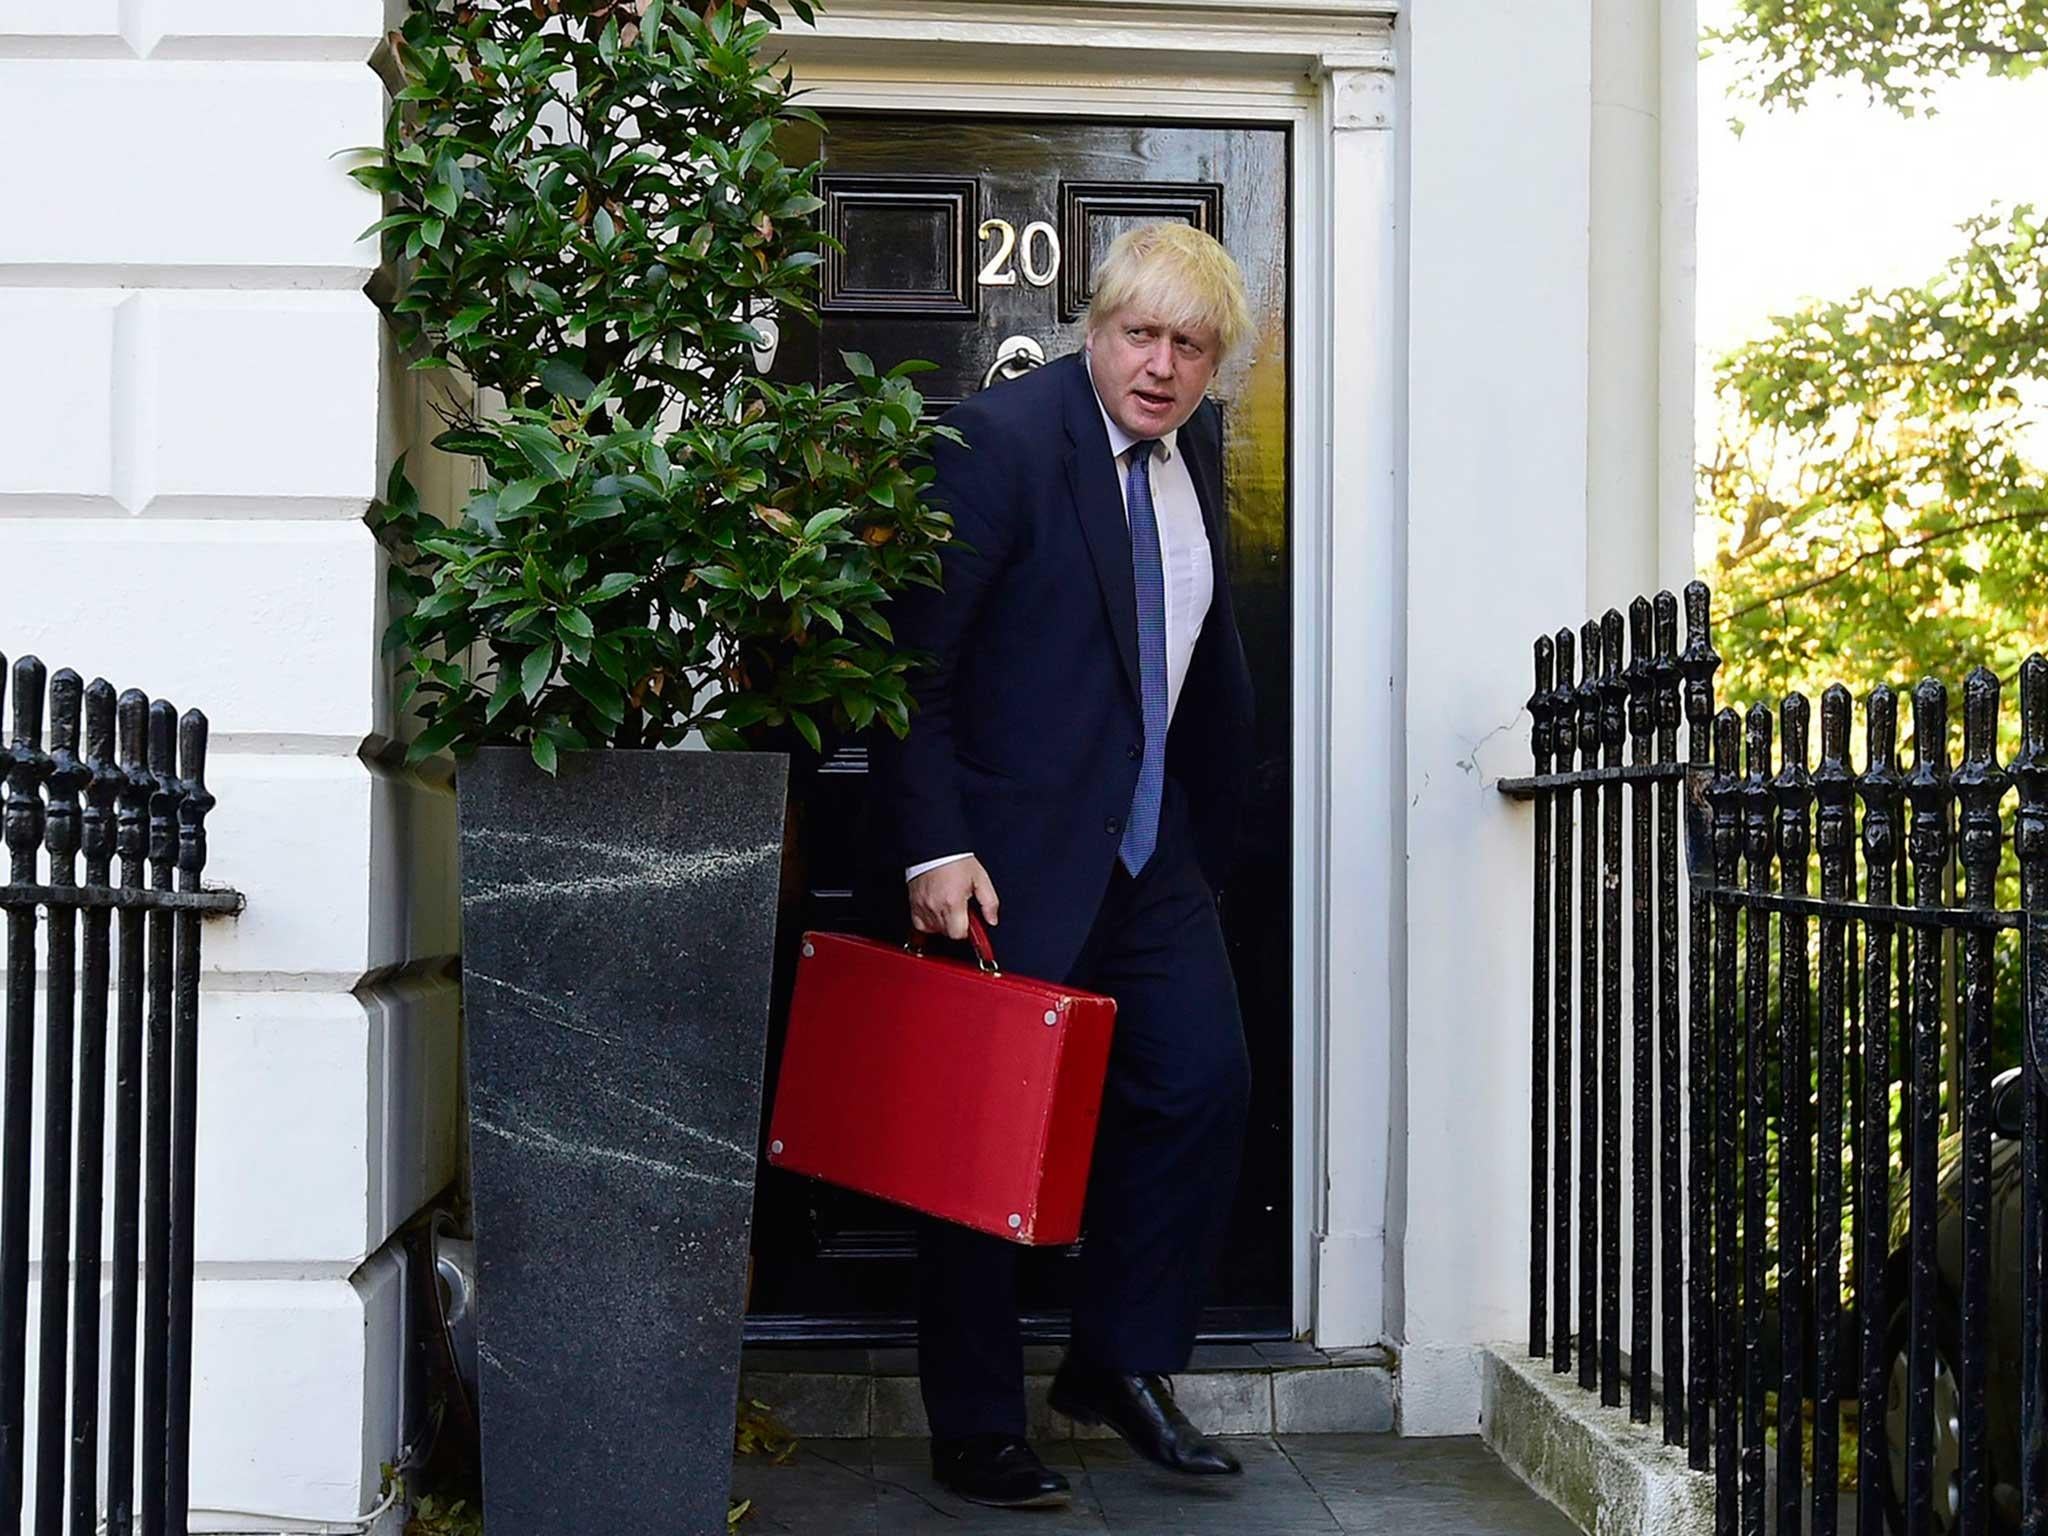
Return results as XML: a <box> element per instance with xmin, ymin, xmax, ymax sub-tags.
<box><xmin>1710</xmin><ymin>0</ymin><xmax>2048</xmax><ymax>114</ymax></box>
<box><xmin>1701</xmin><ymin>204</ymin><xmax>2048</xmax><ymax>709</ymax></box>
<box><xmin>357</xmin><ymin>0</ymin><xmax>956</xmax><ymax>768</ymax></box>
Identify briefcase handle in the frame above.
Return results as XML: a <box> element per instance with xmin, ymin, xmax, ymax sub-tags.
<box><xmin>905</xmin><ymin>909</ymin><xmax>1002</xmax><ymax>975</ymax></box>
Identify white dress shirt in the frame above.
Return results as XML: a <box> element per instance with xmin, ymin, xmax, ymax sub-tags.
<box><xmin>906</xmin><ymin>376</ymin><xmax>1215</xmax><ymax>881</ymax></box>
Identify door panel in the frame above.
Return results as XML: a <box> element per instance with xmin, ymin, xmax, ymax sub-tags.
<box><xmin>747</xmin><ymin>114</ymin><xmax>1292</xmax><ymax>1344</ymax></box>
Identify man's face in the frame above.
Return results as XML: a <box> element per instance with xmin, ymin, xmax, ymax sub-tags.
<box><xmin>1085</xmin><ymin>310</ymin><xmax>1222</xmax><ymax>440</ymax></box>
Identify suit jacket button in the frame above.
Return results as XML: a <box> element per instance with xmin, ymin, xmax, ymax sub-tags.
<box><xmin>1126</xmin><ymin>744</ymin><xmax>1141</xmax><ymax>761</ymax></box>
<box><xmin>1104</xmin><ymin>816</ymin><xmax>1121</xmax><ymax>836</ymax></box>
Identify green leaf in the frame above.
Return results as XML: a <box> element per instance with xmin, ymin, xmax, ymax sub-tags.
<box><xmin>484</xmin><ymin>665</ymin><xmax>522</xmax><ymax>723</ymax></box>
<box><xmin>358</xmin><ymin>212</ymin><xmax>423</xmax><ymax>240</ymax></box>
<box><xmin>737</xmin><ymin>119</ymin><xmax>774</xmax><ymax>169</ymax></box>
<box><xmin>802</xmin><ymin>508</ymin><xmax>851</xmax><ymax>540</ymax></box>
<box><xmin>381</xmin><ymin>456</ymin><xmax>420</xmax><ymax>517</ymax></box>
<box><xmin>567</xmin><ymin>494</ymin><xmax>626</xmax><ymax>524</ymax></box>
<box><xmin>463</xmin><ymin>492</ymin><xmax>502</xmax><ymax>539</ymax></box>
<box><xmin>447</xmin><ymin>304</ymin><xmax>493</xmax><ymax>339</ymax></box>
<box><xmin>587</xmin><ymin>572</ymin><xmax>640</xmax><ymax>603</ymax></box>
<box><xmin>504</xmin><ymin>422</ymin><xmax>573</xmax><ymax>479</ymax></box>
<box><xmin>557</xmin><ymin>607</ymin><xmax>595</xmax><ymax>640</ymax></box>
<box><xmin>521</xmin><ymin>645</ymin><xmax>555</xmax><ymax>702</ymax></box>
<box><xmin>530</xmin><ymin>733</ymin><xmax>558</xmax><ymax>774</ymax></box>
<box><xmin>567</xmin><ymin>667</ymin><xmax>626</xmax><ymax>725</ymax></box>
<box><xmin>407</xmin><ymin>716</ymin><xmax>465</xmax><ymax>762</ymax></box>
<box><xmin>414</xmin><ymin>586</ymin><xmax>469</xmax><ymax>621</ymax></box>
<box><xmin>498</xmin><ymin>477</ymin><xmax>547</xmax><ymax>516</ymax></box>
<box><xmin>840</xmin><ymin>350</ymin><xmax>875</xmax><ymax>379</ymax></box>
<box><xmin>433</xmin><ymin>428</ymin><xmax>501</xmax><ymax>457</ymax></box>
<box><xmin>788</xmin><ymin>709</ymin><xmax>822</xmax><ymax>753</ymax></box>
<box><xmin>539</xmin><ymin>359</ymin><xmax>598</xmax><ymax>403</ymax></box>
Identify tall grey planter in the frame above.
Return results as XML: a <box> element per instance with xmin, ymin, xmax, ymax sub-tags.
<box><xmin>457</xmin><ymin>746</ymin><xmax>788</xmax><ymax>1536</ymax></box>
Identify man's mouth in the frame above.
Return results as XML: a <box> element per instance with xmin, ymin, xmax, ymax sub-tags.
<box><xmin>1133</xmin><ymin>389</ymin><xmax>1174</xmax><ymax>409</ymax></box>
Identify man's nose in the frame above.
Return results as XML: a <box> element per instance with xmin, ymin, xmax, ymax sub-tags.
<box><xmin>1142</xmin><ymin>340</ymin><xmax>1176</xmax><ymax>376</ymax></box>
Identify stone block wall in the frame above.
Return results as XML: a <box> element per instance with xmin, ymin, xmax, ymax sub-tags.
<box><xmin>0</xmin><ymin>3</ymin><xmax>458</xmax><ymax>1526</ymax></box>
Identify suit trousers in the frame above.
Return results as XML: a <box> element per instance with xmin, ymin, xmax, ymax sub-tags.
<box><xmin>914</xmin><ymin>795</ymin><xmax>1251</xmax><ymax>1440</ymax></box>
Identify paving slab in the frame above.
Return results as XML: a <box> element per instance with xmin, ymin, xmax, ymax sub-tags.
<box><xmin>729</xmin><ymin>1440</ymin><xmax>882</xmax><ymax>1536</ymax></box>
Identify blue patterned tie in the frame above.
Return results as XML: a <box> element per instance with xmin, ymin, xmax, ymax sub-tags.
<box><xmin>1120</xmin><ymin>440</ymin><xmax>1167</xmax><ymax>876</ymax></box>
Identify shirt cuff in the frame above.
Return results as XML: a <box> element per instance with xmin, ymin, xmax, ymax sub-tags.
<box><xmin>905</xmin><ymin>852</ymin><xmax>974</xmax><ymax>881</ymax></box>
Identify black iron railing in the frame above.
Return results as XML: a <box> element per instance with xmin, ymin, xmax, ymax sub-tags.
<box><xmin>0</xmin><ymin>657</ymin><xmax>238</xmax><ymax>1536</ymax></box>
<box><xmin>1499</xmin><ymin>583</ymin><xmax>2048</xmax><ymax>1536</ymax></box>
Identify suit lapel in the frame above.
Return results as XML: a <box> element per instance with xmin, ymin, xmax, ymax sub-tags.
<box><xmin>1061</xmin><ymin>357</ymin><xmax>1142</xmax><ymax>705</ymax></box>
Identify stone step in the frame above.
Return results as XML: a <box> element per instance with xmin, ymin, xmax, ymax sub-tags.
<box><xmin>740</xmin><ymin>1342</ymin><xmax>1397</xmax><ymax>1440</ymax></box>
<box><xmin>1482</xmin><ymin>1345</ymin><xmax>1710</xmax><ymax>1535</ymax></box>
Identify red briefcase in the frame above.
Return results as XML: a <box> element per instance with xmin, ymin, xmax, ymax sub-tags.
<box><xmin>766</xmin><ymin>913</ymin><xmax>1116</xmax><ymax>1246</ymax></box>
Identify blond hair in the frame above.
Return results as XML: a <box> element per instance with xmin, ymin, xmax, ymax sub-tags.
<box><xmin>1085</xmin><ymin>222</ymin><xmax>1254</xmax><ymax>361</ymax></box>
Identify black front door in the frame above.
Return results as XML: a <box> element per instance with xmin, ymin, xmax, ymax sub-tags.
<box><xmin>748</xmin><ymin>113</ymin><xmax>1293</xmax><ymax>1343</ymax></box>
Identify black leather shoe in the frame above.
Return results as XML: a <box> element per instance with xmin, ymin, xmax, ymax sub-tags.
<box><xmin>1047</xmin><ymin>1357</ymin><xmax>1243</xmax><ymax>1476</ymax></box>
<box><xmin>930</xmin><ymin>1434</ymin><xmax>1072</xmax><ymax>1509</ymax></box>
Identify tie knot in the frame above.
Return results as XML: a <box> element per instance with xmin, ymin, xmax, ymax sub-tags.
<box><xmin>1127</xmin><ymin>440</ymin><xmax>1158</xmax><ymax>468</ymax></box>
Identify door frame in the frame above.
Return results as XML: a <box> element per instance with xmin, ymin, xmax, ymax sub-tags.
<box><xmin>776</xmin><ymin>2</ymin><xmax>1404</xmax><ymax>1350</ymax></box>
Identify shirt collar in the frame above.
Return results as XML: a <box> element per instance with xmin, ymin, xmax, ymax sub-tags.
<box><xmin>1085</xmin><ymin>357</ymin><xmax>1177</xmax><ymax>464</ymax></box>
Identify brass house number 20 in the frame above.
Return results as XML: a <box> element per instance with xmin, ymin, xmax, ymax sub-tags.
<box><xmin>977</xmin><ymin>218</ymin><xmax>1062</xmax><ymax>288</ymax></box>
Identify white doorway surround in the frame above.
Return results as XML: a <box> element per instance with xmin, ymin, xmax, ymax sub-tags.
<box><xmin>782</xmin><ymin>0</ymin><xmax>1698</xmax><ymax>1438</ymax></box>
<box><xmin>779</xmin><ymin>0</ymin><xmax>1406</xmax><ymax>1375</ymax></box>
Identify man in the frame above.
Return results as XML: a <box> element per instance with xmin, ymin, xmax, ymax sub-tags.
<box><xmin>870</xmin><ymin>222</ymin><xmax>1259</xmax><ymax>1510</ymax></box>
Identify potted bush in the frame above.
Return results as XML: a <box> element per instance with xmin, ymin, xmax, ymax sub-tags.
<box><xmin>358</xmin><ymin>3</ymin><xmax>951</xmax><ymax>1531</ymax></box>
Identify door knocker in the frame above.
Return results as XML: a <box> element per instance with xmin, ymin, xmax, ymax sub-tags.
<box><xmin>980</xmin><ymin>334</ymin><xmax>1046</xmax><ymax>391</ymax></box>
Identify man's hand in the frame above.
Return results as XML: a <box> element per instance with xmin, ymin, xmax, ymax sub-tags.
<box><xmin>907</xmin><ymin>856</ymin><xmax>1000</xmax><ymax>940</ymax></box>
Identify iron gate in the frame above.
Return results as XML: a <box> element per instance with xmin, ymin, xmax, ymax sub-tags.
<box><xmin>0</xmin><ymin>656</ymin><xmax>238</xmax><ymax>1536</ymax></box>
<box><xmin>1498</xmin><ymin>583</ymin><xmax>2047</xmax><ymax>1535</ymax></box>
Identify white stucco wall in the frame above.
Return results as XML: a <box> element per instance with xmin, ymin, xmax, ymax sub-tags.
<box><xmin>0</xmin><ymin>3</ymin><xmax>458</xmax><ymax>1527</ymax></box>
<box><xmin>1391</xmin><ymin>0</ymin><xmax>1696</xmax><ymax>1434</ymax></box>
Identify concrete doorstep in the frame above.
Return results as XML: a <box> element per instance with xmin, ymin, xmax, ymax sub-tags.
<box><xmin>740</xmin><ymin>1342</ymin><xmax>1397</xmax><ymax>1440</ymax></box>
<box><xmin>1481</xmin><ymin>1345</ymin><xmax>1714</xmax><ymax>1536</ymax></box>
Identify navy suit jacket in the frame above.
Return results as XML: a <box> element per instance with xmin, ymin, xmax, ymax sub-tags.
<box><xmin>869</xmin><ymin>352</ymin><xmax>1256</xmax><ymax>983</ymax></box>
